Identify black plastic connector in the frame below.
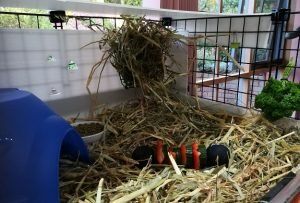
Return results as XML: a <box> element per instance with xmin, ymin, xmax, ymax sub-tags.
<box><xmin>162</xmin><ymin>17</ymin><xmax>172</xmax><ymax>26</ymax></box>
<box><xmin>49</xmin><ymin>10</ymin><xmax>66</xmax><ymax>23</ymax></box>
<box><xmin>271</xmin><ymin>8</ymin><xmax>290</xmax><ymax>23</ymax></box>
<box><xmin>49</xmin><ymin>10</ymin><xmax>67</xmax><ymax>29</ymax></box>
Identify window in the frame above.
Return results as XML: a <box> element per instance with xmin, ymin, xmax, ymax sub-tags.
<box><xmin>222</xmin><ymin>0</ymin><xmax>239</xmax><ymax>13</ymax></box>
<box><xmin>199</xmin><ymin>0</ymin><xmax>219</xmax><ymax>12</ymax></box>
<box><xmin>198</xmin><ymin>0</ymin><xmax>239</xmax><ymax>13</ymax></box>
<box><xmin>253</xmin><ymin>0</ymin><xmax>289</xmax><ymax>67</ymax></box>
<box><xmin>192</xmin><ymin>0</ymin><xmax>290</xmax><ymax>106</ymax></box>
<box><xmin>197</xmin><ymin>0</ymin><xmax>289</xmax><ymax>68</ymax></box>
<box><xmin>97</xmin><ymin>0</ymin><xmax>142</xmax><ymax>6</ymax></box>
<box><xmin>255</xmin><ymin>0</ymin><xmax>279</xmax><ymax>13</ymax></box>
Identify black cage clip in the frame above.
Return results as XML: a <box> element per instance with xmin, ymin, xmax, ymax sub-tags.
<box><xmin>271</xmin><ymin>8</ymin><xmax>290</xmax><ymax>23</ymax></box>
<box><xmin>49</xmin><ymin>10</ymin><xmax>67</xmax><ymax>29</ymax></box>
<box><xmin>161</xmin><ymin>17</ymin><xmax>172</xmax><ymax>26</ymax></box>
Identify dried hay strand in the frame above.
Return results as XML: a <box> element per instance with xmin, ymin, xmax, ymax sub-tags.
<box><xmin>60</xmin><ymin>97</ymin><xmax>300</xmax><ymax>203</ymax></box>
<box><xmin>62</xmin><ymin>15</ymin><xmax>300</xmax><ymax>203</ymax></box>
<box><xmin>85</xmin><ymin>15</ymin><xmax>182</xmax><ymax>108</ymax></box>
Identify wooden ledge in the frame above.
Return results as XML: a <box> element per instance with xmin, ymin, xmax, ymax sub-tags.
<box><xmin>196</xmin><ymin>67</ymin><xmax>281</xmax><ymax>86</ymax></box>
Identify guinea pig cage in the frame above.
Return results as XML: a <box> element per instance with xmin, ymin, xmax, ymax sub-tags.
<box><xmin>0</xmin><ymin>0</ymin><xmax>300</xmax><ymax>203</ymax></box>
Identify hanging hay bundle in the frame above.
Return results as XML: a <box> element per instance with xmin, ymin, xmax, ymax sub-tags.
<box><xmin>86</xmin><ymin>15</ymin><xmax>181</xmax><ymax>93</ymax></box>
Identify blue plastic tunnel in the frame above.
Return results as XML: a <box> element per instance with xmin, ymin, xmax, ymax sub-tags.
<box><xmin>0</xmin><ymin>88</ymin><xmax>90</xmax><ymax>203</ymax></box>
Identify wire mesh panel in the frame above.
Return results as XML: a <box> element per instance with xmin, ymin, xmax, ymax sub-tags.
<box><xmin>1</xmin><ymin>10</ymin><xmax>299</xmax><ymax>116</ymax></box>
<box><xmin>172</xmin><ymin>10</ymin><xmax>298</xmax><ymax>111</ymax></box>
<box><xmin>281</xmin><ymin>11</ymin><xmax>300</xmax><ymax>119</ymax></box>
<box><xmin>0</xmin><ymin>11</ymin><xmax>121</xmax><ymax>30</ymax></box>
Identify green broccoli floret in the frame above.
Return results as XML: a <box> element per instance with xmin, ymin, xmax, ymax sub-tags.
<box><xmin>254</xmin><ymin>77</ymin><xmax>300</xmax><ymax>121</ymax></box>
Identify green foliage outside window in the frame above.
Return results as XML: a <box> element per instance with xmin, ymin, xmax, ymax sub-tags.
<box><xmin>198</xmin><ymin>0</ymin><xmax>278</xmax><ymax>13</ymax></box>
<box><xmin>198</xmin><ymin>0</ymin><xmax>219</xmax><ymax>12</ymax></box>
<box><xmin>198</xmin><ymin>0</ymin><xmax>239</xmax><ymax>13</ymax></box>
<box><xmin>222</xmin><ymin>0</ymin><xmax>239</xmax><ymax>13</ymax></box>
<box><xmin>104</xmin><ymin>0</ymin><xmax>142</xmax><ymax>6</ymax></box>
<box><xmin>255</xmin><ymin>0</ymin><xmax>278</xmax><ymax>13</ymax></box>
<box><xmin>0</xmin><ymin>7</ymin><xmax>52</xmax><ymax>29</ymax></box>
<box><xmin>0</xmin><ymin>0</ymin><xmax>142</xmax><ymax>29</ymax></box>
<box><xmin>123</xmin><ymin>0</ymin><xmax>142</xmax><ymax>6</ymax></box>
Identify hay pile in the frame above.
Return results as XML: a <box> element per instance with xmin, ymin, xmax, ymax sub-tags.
<box><xmin>60</xmin><ymin>16</ymin><xmax>300</xmax><ymax>202</ymax></box>
<box><xmin>60</xmin><ymin>97</ymin><xmax>300</xmax><ymax>202</ymax></box>
<box><xmin>86</xmin><ymin>15</ymin><xmax>180</xmax><ymax>92</ymax></box>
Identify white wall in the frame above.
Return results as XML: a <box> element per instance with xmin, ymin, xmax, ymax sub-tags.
<box><xmin>0</xmin><ymin>29</ymin><xmax>141</xmax><ymax>116</ymax></box>
<box><xmin>0</xmin><ymin>28</ymin><xmax>188</xmax><ymax>116</ymax></box>
<box><xmin>143</xmin><ymin>0</ymin><xmax>160</xmax><ymax>9</ymax></box>
<box><xmin>0</xmin><ymin>29</ymin><xmax>125</xmax><ymax>100</ymax></box>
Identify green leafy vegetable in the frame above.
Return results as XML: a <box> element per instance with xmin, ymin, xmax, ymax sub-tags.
<box><xmin>254</xmin><ymin>58</ymin><xmax>300</xmax><ymax>121</ymax></box>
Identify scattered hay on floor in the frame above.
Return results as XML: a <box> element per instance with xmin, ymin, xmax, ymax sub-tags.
<box><xmin>64</xmin><ymin>14</ymin><xmax>300</xmax><ymax>203</ymax></box>
<box><xmin>60</xmin><ymin>97</ymin><xmax>300</xmax><ymax>203</ymax></box>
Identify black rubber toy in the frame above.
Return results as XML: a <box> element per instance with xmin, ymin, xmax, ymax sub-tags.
<box><xmin>206</xmin><ymin>144</ymin><xmax>230</xmax><ymax>167</ymax></box>
<box><xmin>131</xmin><ymin>145</ymin><xmax>155</xmax><ymax>169</ymax></box>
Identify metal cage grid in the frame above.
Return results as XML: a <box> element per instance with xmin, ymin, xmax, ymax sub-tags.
<box><xmin>172</xmin><ymin>10</ymin><xmax>299</xmax><ymax>114</ymax></box>
<box><xmin>1</xmin><ymin>10</ymin><xmax>299</xmax><ymax>117</ymax></box>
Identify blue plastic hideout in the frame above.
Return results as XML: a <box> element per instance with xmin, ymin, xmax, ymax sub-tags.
<box><xmin>0</xmin><ymin>88</ymin><xmax>90</xmax><ymax>203</ymax></box>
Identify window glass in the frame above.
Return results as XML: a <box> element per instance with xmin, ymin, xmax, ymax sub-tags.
<box><xmin>0</xmin><ymin>7</ymin><xmax>52</xmax><ymax>29</ymax></box>
<box><xmin>198</xmin><ymin>0</ymin><xmax>219</xmax><ymax>12</ymax></box>
<box><xmin>74</xmin><ymin>0</ymin><xmax>142</xmax><ymax>6</ymax></box>
<box><xmin>198</xmin><ymin>0</ymin><xmax>240</xmax><ymax>13</ymax></box>
<box><xmin>98</xmin><ymin>0</ymin><xmax>142</xmax><ymax>6</ymax></box>
<box><xmin>255</xmin><ymin>0</ymin><xmax>279</xmax><ymax>13</ymax></box>
<box><xmin>222</xmin><ymin>0</ymin><xmax>239</xmax><ymax>13</ymax></box>
<box><xmin>253</xmin><ymin>0</ymin><xmax>284</xmax><ymax>63</ymax></box>
<box><xmin>197</xmin><ymin>45</ymin><xmax>217</xmax><ymax>73</ymax></box>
